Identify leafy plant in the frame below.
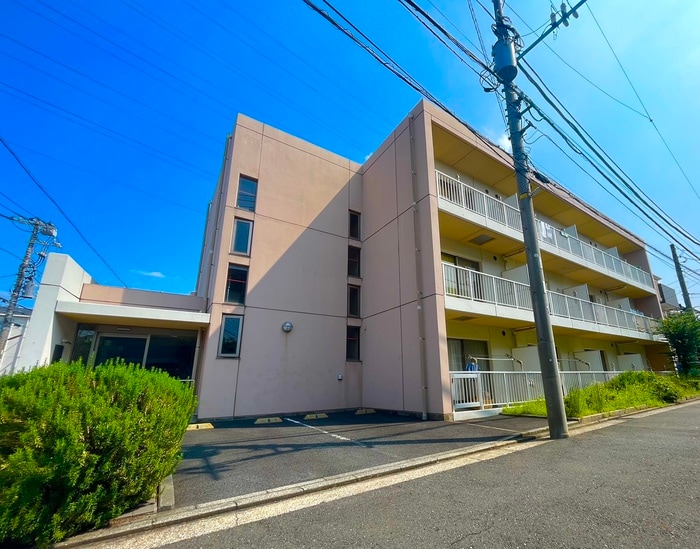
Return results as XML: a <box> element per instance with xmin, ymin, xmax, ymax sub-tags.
<box><xmin>654</xmin><ymin>310</ymin><xmax>700</xmax><ymax>375</ymax></box>
<box><xmin>0</xmin><ymin>360</ymin><xmax>196</xmax><ymax>547</ymax></box>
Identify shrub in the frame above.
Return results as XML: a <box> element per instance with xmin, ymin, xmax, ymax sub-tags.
<box><xmin>565</xmin><ymin>388</ymin><xmax>585</xmax><ymax>418</ymax></box>
<box><xmin>0</xmin><ymin>360</ymin><xmax>196</xmax><ymax>547</ymax></box>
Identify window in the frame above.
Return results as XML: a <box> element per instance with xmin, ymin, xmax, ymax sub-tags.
<box><xmin>236</xmin><ymin>176</ymin><xmax>258</xmax><ymax>211</ymax></box>
<box><xmin>348</xmin><ymin>246</ymin><xmax>361</xmax><ymax>277</ymax></box>
<box><xmin>219</xmin><ymin>315</ymin><xmax>243</xmax><ymax>357</ymax></box>
<box><xmin>348</xmin><ymin>285</ymin><xmax>361</xmax><ymax>317</ymax></box>
<box><xmin>349</xmin><ymin>211</ymin><xmax>360</xmax><ymax>240</ymax></box>
<box><xmin>225</xmin><ymin>265</ymin><xmax>248</xmax><ymax>304</ymax></box>
<box><xmin>232</xmin><ymin>219</ymin><xmax>253</xmax><ymax>255</ymax></box>
<box><xmin>346</xmin><ymin>325</ymin><xmax>360</xmax><ymax>361</ymax></box>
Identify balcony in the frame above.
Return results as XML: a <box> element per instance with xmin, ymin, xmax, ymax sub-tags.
<box><xmin>443</xmin><ymin>264</ymin><xmax>658</xmax><ymax>338</ymax></box>
<box><xmin>436</xmin><ymin>170</ymin><xmax>654</xmax><ymax>290</ymax></box>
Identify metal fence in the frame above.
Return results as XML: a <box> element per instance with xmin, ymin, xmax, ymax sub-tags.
<box><xmin>436</xmin><ymin>170</ymin><xmax>653</xmax><ymax>289</ymax></box>
<box><xmin>451</xmin><ymin>370</ymin><xmax>626</xmax><ymax>410</ymax></box>
<box><xmin>443</xmin><ymin>264</ymin><xmax>657</xmax><ymax>335</ymax></box>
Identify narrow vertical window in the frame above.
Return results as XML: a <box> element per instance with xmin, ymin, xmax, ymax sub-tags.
<box><xmin>232</xmin><ymin>219</ymin><xmax>253</xmax><ymax>255</ymax></box>
<box><xmin>346</xmin><ymin>326</ymin><xmax>360</xmax><ymax>361</ymax></box>
<box><xmin>225</xmin><ymin>265</ymin><xmax>248</xmax><ymax>304</ymax></box>
<box><xmin>348</xmin><ymin>246</ymin><xmax>361</xmax><ymax>277</ymax></box>
<box><xmin>349</xmin><ymin>210</ymin><xmax>361</xmax><ymax>240</ymax></box>
<box><xmin>348</xmin><ymin>285</ymin><xmax>361</xmax><ymax>317</ymax></box>
<box><xmin>219</xmin><ymin>315</ymin><xmax>243</xmax><ymax>357</ymax></box>
<box><xmin>236</xmin><ymin>176</ymin><xmax>258</xmax><ymax>212</ymax></box>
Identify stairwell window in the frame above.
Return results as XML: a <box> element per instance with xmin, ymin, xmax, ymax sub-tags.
<box><xmin>232</xmin><ymin>219</ymin><xmax>253</xmax><ymax>255</ymax></box>
<box><xmin>346</xmin><ymin>325</ymin><xmax>360</xmax><ymax>361</ymax></box>
<box><xmin>348</xmin><ymin>246</ymin><xmax>361</xmax><ymax>277</ymax></box>
<box><xmin>219</xmin><ymin>315</ymin><xmax>243</xmax><ymax>357</ymax></box>
<box><xmin>348</xmin><ymin>285</ymin><xmax>361</xmax><ymax>317</ymax></box>
<box><xmin>225</xmin><ymin>265</ymin><xmax>248</xmax><ymax>304</ymax></box>
<box><xmin>349</xmin><ymin>211</ymin><xmax>361</xmax><ymax>240</ymax></box>
<box><xmin>236</xmin><ymin>176</ymin><xmax>258</xmax><ymax>212</ymax></box>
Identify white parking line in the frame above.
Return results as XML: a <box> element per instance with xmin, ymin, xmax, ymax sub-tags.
<box><xmin>283</xmin><ymin>417</ymin><xmax>368</xmax><ymax>448</ymax></box>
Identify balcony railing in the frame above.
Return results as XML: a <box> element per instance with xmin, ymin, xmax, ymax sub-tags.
<box><xmin>436</xmin><ymin>170</ymin><xmax>654</xmax><ymax>289</ymax></box>
<box><xmin>451</xmin><ymin>370</ymin><xmax>626</xmax><ymax>410</ymax></box>
<box><xmin>443</xmin><ymin>263</ymin><xmax>657</xmax><ymax>335</ymax></box>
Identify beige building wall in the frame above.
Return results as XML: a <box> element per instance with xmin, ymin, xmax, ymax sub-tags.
<box><xmin>196</xmin><ymin>115</ymin><xmax>363</xmax><ymax>419</ymax></box>
<box><xmin>360</xmin><ymin>105</ymin><xmax>451</xmax><ymax>419</ymax></box>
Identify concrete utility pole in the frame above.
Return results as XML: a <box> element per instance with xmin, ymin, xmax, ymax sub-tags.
<box><xmin>490</xmin><ymin>0</ymin><xmax>570</xmax><ymax>438</ymax></box>
<box><xmin>670</xmin><ymin>244</ymin><xmax>693</xmax><ymax>312</ymax></box>
<box><xmin>0</xmin><ymin>217</ymin><xmax>58</xmax><ymax>367</ymax></box>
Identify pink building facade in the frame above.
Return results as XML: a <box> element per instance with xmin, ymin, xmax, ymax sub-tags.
<box><xmin>15</xmin><ymin>101</ymin><xmax>671</xmax><ymax>420</ymax></box>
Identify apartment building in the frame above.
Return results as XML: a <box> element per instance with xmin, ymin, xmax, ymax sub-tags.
<box><xmin>14</xmin><ymin>100</ymin><xmax>670</xmax><ymax>420</ymax></box>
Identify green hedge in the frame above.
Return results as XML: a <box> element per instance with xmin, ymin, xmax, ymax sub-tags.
<box><xmin>0</xmin><ymin>360</ymin><xmax>196</xmax><ymax>547</ymax></box>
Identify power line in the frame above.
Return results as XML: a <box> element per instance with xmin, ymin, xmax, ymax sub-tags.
<box><xmin>585</xmin><ymin>3</ymin><xmax>700</xmax><ymax>201</ymax></box>
<box><xmin>505</xmin><ymin>5</ymin><xmax>648</xmax><ymax>118</ymax></box>
<box><xmin>116</xmin><ymin>0</ymin><xmax>370</xmax><ymax>155</ymax></box>
<box><xmin>217</xmin><ymin>0</ymin><xmax>397</xmax><ymax>127</ymax></box>
<box><xmin>0</xmin><ymin>82</ymin><xmax>215</xmax><ymax>181</ymax></box>
<box><xmin>0</xmin><ymin>246</ymin><xmax>22</xmax><ymax>261</ymax></box>
<box><xmin>0</xmin><ymin>136</ymin><xmax>128</xmax><ymax>287</ymax></box>
<box><xmin>0</xmin><ymin>32</ymin><xmax>220</xmax><ymax>144</ymax></box>
<box><xmin>518</xmin><ymin>61</ymin><xmax>700</xmax><ymax>250</ymax></box>
<box><xmin>4</xmin><ymin>140</ymin><xmax>206</xmax><ymax>215</ymax></box>
<box><xmin>0</xmin><ymin>191</ymin><xmax>33</xmax><ymax>218</ymax></box>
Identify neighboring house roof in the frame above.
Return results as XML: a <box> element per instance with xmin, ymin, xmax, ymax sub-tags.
<box><xmin>0</xmin><ymin>305</ymin><xmax>32</xmax><ymax>317</ymax></box>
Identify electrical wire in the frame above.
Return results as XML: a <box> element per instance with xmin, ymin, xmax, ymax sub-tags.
<box><xmin>0</xmin><ymin>32</ymin><xmax>219</xmax><ymax>144</ymax></box>
<box><xmin>4</xmin><ymin>140</ymin><xmax>206</xmax><ymax>215</ymax></box>
<box><xmin>0</xmin><ymin>136</ymin><xmax>128</xmax><ymax>287</ymax></box>
<box><xmin>585</xmin><ymin>3</ymin><xmax>700</xmax><ymax>201</ymax></box>
<box><xmin>519</xmin><ymin>61</ymin><xmax>700</xmax><ymax>249</ymax></box>
<box><xmin>0</xmin><ymin>246</ymin><xmax>22</xmax><ymax>261</ymax></box>
<box><xmin>116</xmin><ymin>0</ymin><xmax>370</xmax><ymax>154</ymax></box>
<box><xmin>217</xmin><ymin>0</ymin><xmax>397</xmax><ymax>127</ymax></box>
<box><xmin>505</xmin><ymin>6</ymin><xmax>648</xmax><ymax>119</ymax></box>
<box><xmin>0</xmin><ymin>82</ymin><xmax>215</xmax><ymax>180</ymax></box>
<box><xmin>0</xmin><ymin>192</ymin><xmax>34</xmax><ymax>218</ymax></box>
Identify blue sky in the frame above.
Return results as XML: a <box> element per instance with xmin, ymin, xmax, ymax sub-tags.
<box><xmin>2</xmin><ymin>0</ymin><xmax>700</xmax><ymax>307</ymax></box>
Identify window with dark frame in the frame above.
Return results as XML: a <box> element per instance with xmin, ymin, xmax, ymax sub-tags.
<box><xmin>219</xmin><ymin>315</ymin><xmax>243</xmax><ymax>357</ymax></box>
<box><xmin>225</xmin><ymin>265</ymin><xmax>248</xmax><ymax>304</ymax></box>
<box><xmin>348</xmin><ymin>285</ymin><xmax>361</xmax><ymax>317</ymax></box>
<box><xmin>232</xmin><ymin>219</ymin><xmax>253</xmax><ymax>255</ymax></box>
<box><xmin>236</xmin><ymin>176</ymin><xmax>258</xmax><ymax>211</ymax></box>
<box><xmin>349</xmin><ymin>210</ymin><xmax>360</xmax><ymax>240</ymax></box>
<box><xmin>346</xmin><ymin>325</ymin><xmax>360</xmax><ymax>361</ymax></box>
<box><xmin>347</xmin><ymin>246</ymin><xmax>361</xmax><ymax>277</ymax></box>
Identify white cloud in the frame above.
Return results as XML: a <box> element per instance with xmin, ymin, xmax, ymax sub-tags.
<box><xmin>497</xmin><ymin>133</ymin><xmax>512</xmax><ymax>153</ymax></box>
<box><xmin>133</xmin><ymin>270</ymin><xmax>166</xmax><ymax>279</ymax></box>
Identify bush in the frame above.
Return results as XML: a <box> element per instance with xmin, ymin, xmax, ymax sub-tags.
<box><xmin>0</xmin><ymin>360</ymin><xmax>196</xmax><ymax>547</ymax></box>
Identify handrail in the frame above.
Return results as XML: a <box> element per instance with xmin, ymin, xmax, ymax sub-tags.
<box><xmin>435</xmin><ymin>170</ymin><xmax>654</xmax><ymax>289</ymax></box>
<box><xmin>442</xmin><ymin>263</ymin><xmax>657</xmax><ymax>335</ymax></box>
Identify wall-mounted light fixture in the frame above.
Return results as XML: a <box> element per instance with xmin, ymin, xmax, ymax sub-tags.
<box><xmin>281</xmin><ymin>321</ymin><xmax>293</xmax><ymax>333</ymax></box>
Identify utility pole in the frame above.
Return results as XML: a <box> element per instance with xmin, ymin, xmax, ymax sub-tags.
<box><xmin>0</xmin><ymin>217</ymin><xmax>58</xmax><ymax>369</ymax></box>
<box><xmin>670</xmin><ymin>244</ymin><xmax>692</xmax><ymax>312</ymax></box>
<box><xmin>490</xmin><ymin>0</ymin><xmax>574</xmax><ymax>438</ymax></box>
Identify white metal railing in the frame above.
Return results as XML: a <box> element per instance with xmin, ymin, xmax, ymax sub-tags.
<box><xmin>443</xmin><ymin>264</ymin><xmax>657</xmax><ymax>335</ymax></box>
<box><xmin>436</xmin><ymin>170</ymin><xmax>654</xmax><ymax>289</ymax></box>
<box><xmin>451</xmin><ymin>370</ymin><xmax>625</xmax><ymax>410</ymax></box>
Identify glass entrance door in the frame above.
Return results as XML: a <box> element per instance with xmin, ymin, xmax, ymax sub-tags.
<box><xmin>94</xmin><ymin>335</ymin><xmax>147</xmax><ymax>366</ymax></box>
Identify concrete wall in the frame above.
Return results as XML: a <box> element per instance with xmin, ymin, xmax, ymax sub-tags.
<box><xmin>360</xmin><ymin>105</ymin><xmax>451</xmax><ymax>418</ymax></box>
<box><xmin>196</xmin><ymin>114</ymin><xmax>363</xmax><ymax>419</ymax></box>
<box><xmin>81</xmin><ymin>285</ymin><xmax>205</xmax><ymax>311</ymax></box>
<box><xmin>18</xmin><ymin>254</ymin><xmax>92</xmax><ymax>370</ymax></box>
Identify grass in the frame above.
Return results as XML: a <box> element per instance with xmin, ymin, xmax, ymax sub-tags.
<box><xmin>501</xmin><ymin>372</ymin><xmax>700</xmax><ymax>419</ymax></box>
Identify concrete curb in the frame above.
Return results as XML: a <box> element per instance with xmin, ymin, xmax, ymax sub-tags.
<box><xmin>57</xmin><ymin>400</ymin><xmax>700</xmax><ymax>547</ymax></box>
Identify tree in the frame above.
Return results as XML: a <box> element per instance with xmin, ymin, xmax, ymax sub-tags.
<box><xmin>655</xmin><ymin>311</ymin><xmax>700</xmax><ymax>375</ymax></box>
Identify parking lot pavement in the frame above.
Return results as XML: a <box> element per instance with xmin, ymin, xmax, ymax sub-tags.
<box><xmin>173</xmin><ymin>411</ymin><xmax>549</xmax><ymax>508</ymax></box>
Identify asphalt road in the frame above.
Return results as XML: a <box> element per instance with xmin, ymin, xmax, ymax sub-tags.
<box><xmin>174</xmin><ymin>412</ymin><xmax>549</xmax><ymax>507</ymax></box>
<box><xmin>166</xmin><ymin>402</ymin><xmax>700</xmax><ymax>548</ymax></box>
